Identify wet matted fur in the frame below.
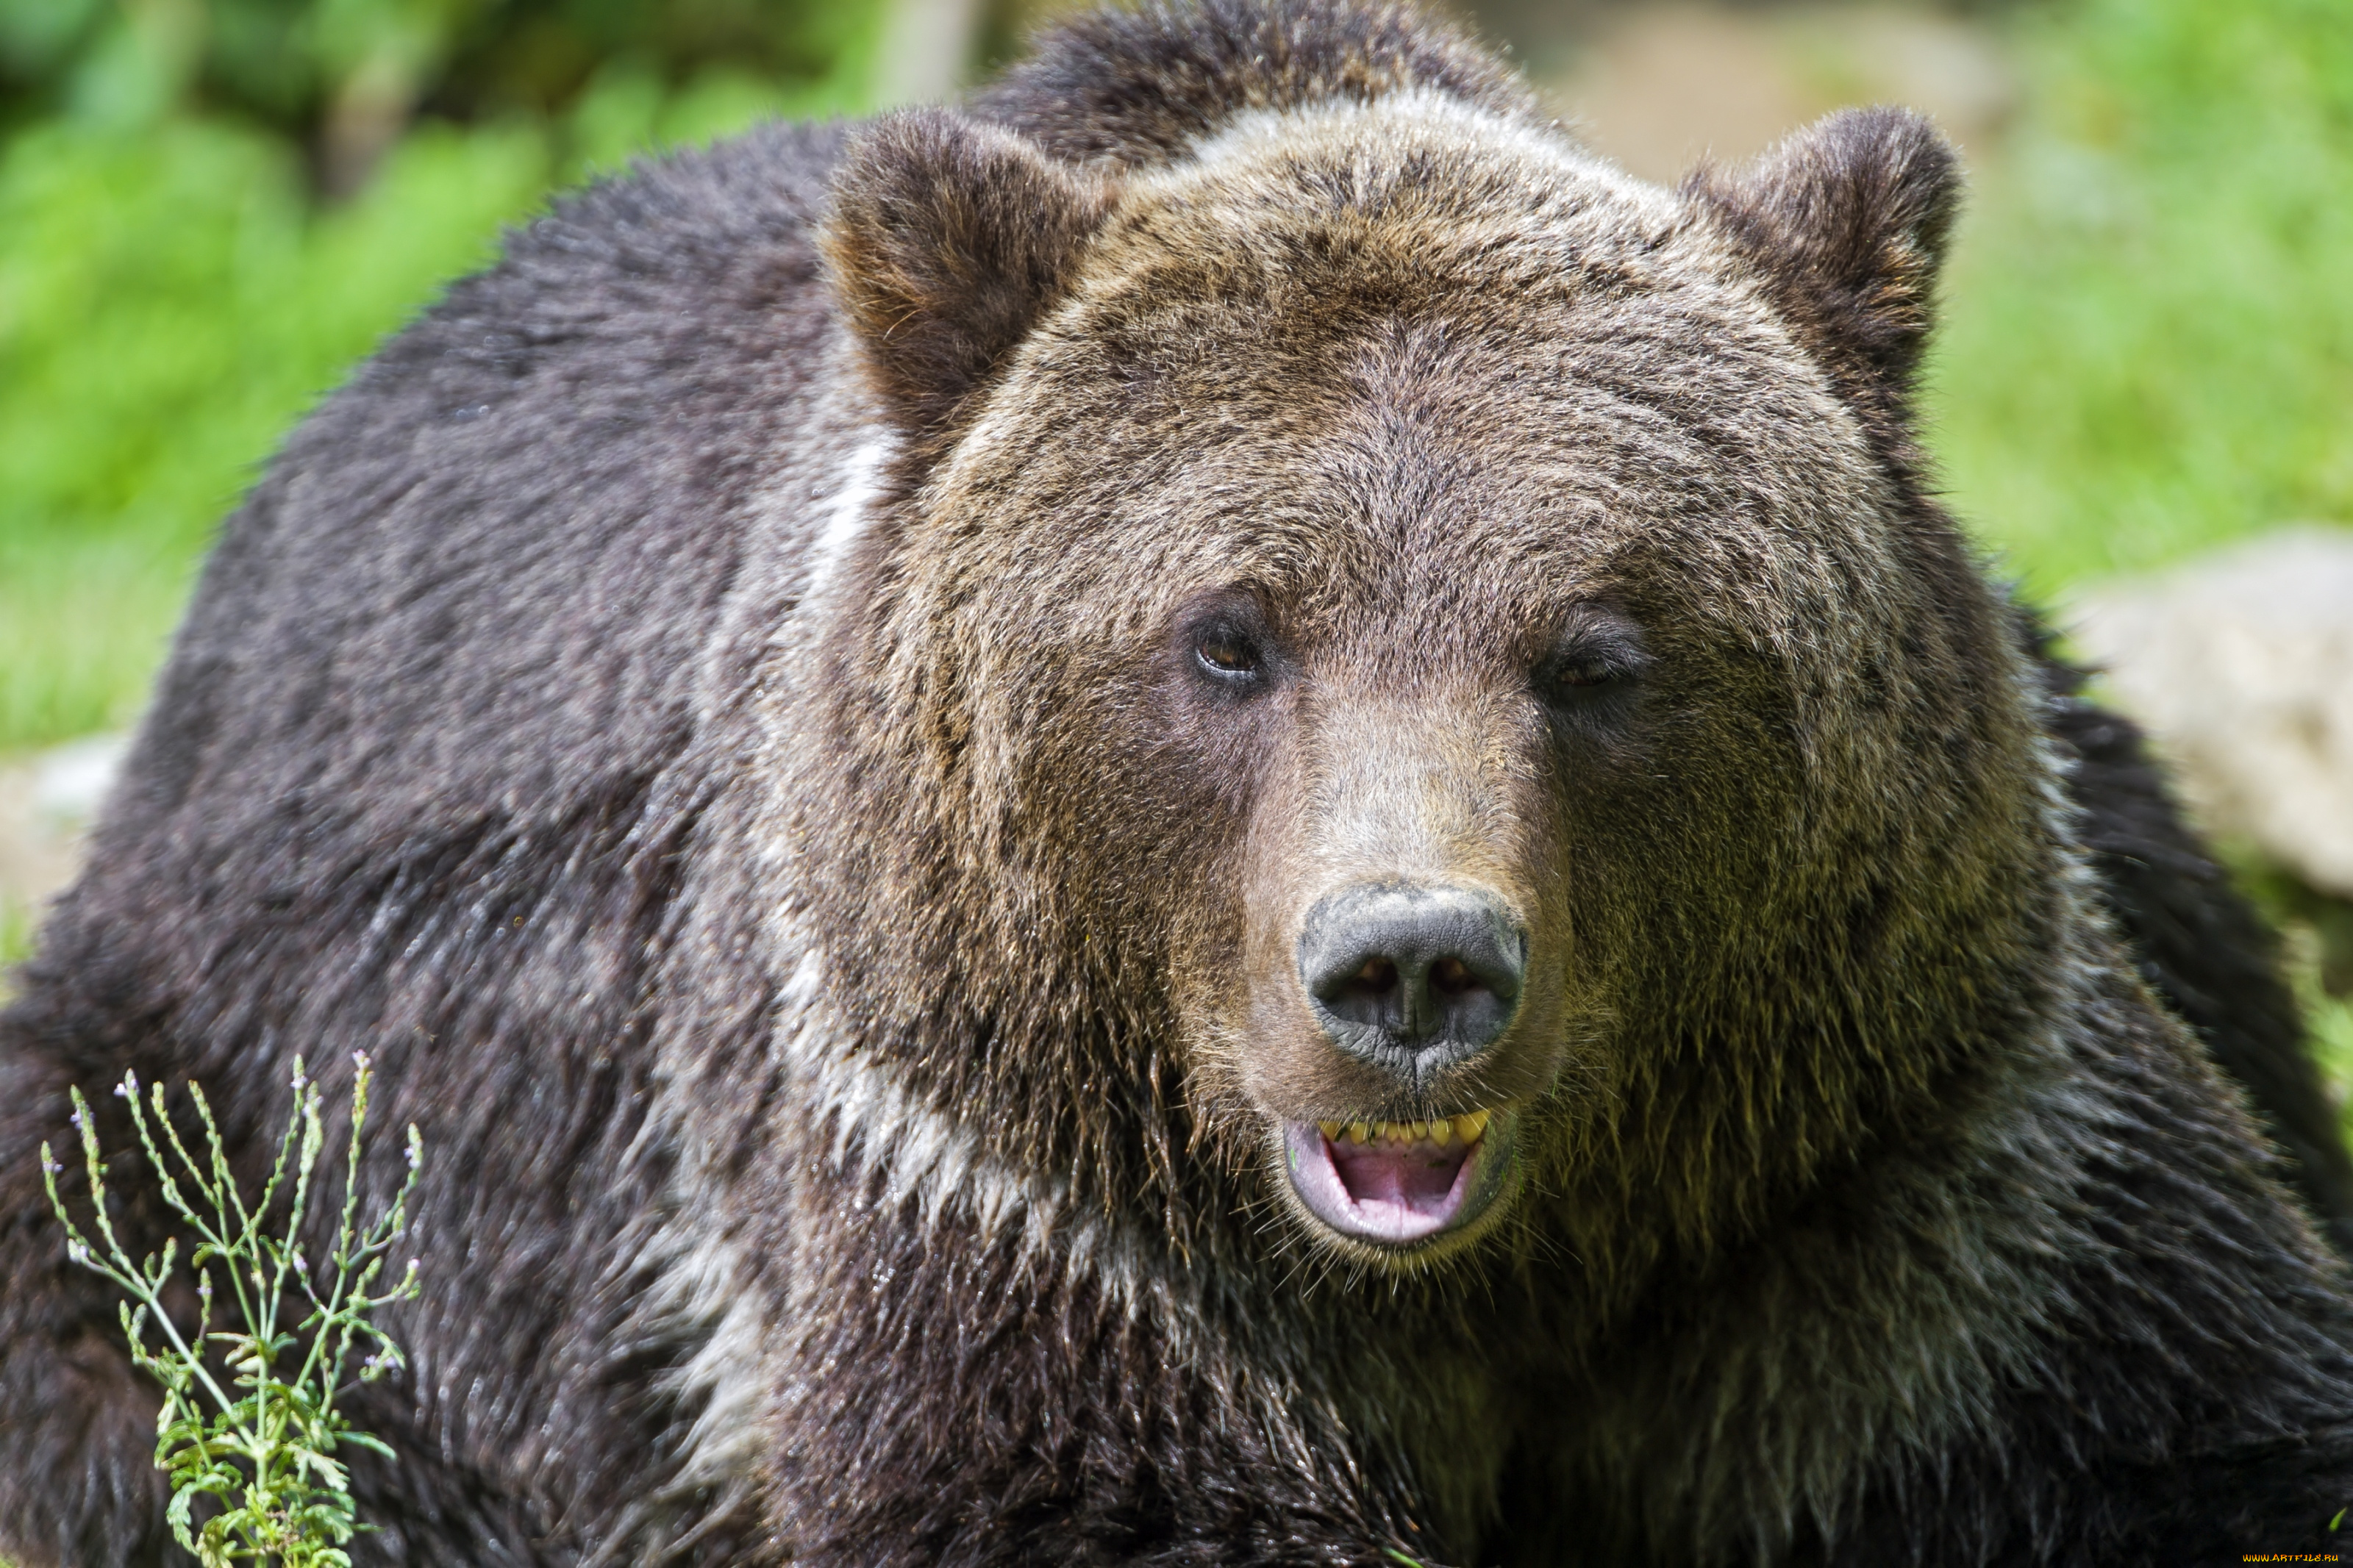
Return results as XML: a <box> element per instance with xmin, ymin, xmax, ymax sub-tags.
<box><xmin>3</xmin><ymin>2</ymin><xmax>2350</xmax><ymax>1564</ymax></box>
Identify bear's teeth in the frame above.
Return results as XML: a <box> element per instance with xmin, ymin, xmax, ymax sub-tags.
<box><xmin>1313</xmin><ymin>1112</ymin><xmax>1492</xmax><ymax>1146</ymax></box>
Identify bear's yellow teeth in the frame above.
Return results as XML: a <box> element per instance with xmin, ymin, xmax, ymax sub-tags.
<box><xmin>1313</xmin><ymin>1113</ymin><xmax>1493</xmax><ymax>1147</ymax></box>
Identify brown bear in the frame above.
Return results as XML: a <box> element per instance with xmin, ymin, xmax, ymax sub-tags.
<box><xmin>4</xmin><ymin>1</ymin><xmax>2351</xmax><ymax>1563</ymax></box>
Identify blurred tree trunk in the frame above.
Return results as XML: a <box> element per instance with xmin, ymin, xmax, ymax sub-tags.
<box><xmin>321</xmin><ymin>49</ymin><xmax>421</xmax><ymax>199</ymax></box>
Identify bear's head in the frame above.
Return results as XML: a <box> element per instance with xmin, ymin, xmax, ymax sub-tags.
<box><xmin>804</xmin><ymin>57</ymin><xmax>2065</xmax><ymax>1274</ymax></box>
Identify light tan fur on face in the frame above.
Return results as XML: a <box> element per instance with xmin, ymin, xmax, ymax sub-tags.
<box><xmin>1228</xmin><ymin>673</ymin><xmax>1568</xmax><ymax>1125</ymax></box>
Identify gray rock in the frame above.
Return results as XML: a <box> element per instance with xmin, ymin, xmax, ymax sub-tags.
<box><xmin>1</xmin><ymin>733</ymin><xmax>128</xmax><ymax>941</ymax></box>
<box><xmin>30</xmin><ymin>733</ymin><xmax>129</xmax><ymax>829</ymax></box>
<box><xmin>2069</xmin><ymin>527</ymin><xmax>2353</xmax><ymax>897</ymax></box>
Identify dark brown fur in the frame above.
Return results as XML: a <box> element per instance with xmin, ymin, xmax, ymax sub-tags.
<box><xmin>3</xmin><ymin>3</ymin><xmax>2350</xmax><ymax>1564</ymax></box>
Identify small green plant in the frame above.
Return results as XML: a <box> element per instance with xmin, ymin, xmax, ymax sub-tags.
<box><xmin>43</xmin><ymin>1053</ymin><xmax>424</xmax><ymax>1567</ymax></box>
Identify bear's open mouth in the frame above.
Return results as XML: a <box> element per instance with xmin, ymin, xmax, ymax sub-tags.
<box><xmin>1280</xmin><ymin>1110</ymin><xmax>1511</xmax><ymax>1248</ymax></box>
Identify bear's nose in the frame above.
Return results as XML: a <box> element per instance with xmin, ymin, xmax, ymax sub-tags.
<box><xmin>1297</xmin><ymin>884</ymin><xmax>1526</xmax><ymax>1081</ymax></box>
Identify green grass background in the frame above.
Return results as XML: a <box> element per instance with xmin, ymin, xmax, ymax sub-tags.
<box><xmin>1929</xmin><ymin>0</ymin><xmax>2353</xmax><ymax>598</ymax></box>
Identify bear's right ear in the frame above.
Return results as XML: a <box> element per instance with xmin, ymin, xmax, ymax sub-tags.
<box><xmin>822</xmin><ymin>110</ymin><xmax>1118</xmax><ymax>443</ymax></box>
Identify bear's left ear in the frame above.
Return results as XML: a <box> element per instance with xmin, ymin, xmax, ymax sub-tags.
<box><xmin>822</xmin><ymin>110</ymin><xmax>1118</xmax><ymax>445</ymax></box>
<box><xmin>1686</xmin><ymin>107</ymin><xmax>1961</xmax><ymax>417</ymax></box>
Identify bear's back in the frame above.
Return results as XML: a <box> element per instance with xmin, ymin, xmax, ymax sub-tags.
<box><xmin>93</xmin><ymin>121</ymin><xmax>846</xmax><ymax>893</ymax></box>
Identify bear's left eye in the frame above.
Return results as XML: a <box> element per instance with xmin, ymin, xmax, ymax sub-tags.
<box><xmin>1539</xmin><ymin>650</ymin><xmax>1639</xmax><ymax>701</ymax></box>
<box><xmin>1537</xmin><ymin>613</ymin><xmax>1652</xmax><ymax>716</ymax></box>
<box><xmin>1546</xmin><ymin>656</ymin><xmax>1619</xmax><ymax>692</ymax></box>
<box><xmin>1194</xmin><ymin>629</ymin><xmax>1263</xmax><ymax>683</ymax></box>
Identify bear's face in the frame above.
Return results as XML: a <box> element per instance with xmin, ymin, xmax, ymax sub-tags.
<box><xmin>824</xmin><ymin>96</ymin><xmax>2038</xmax><ymax>1267</ymax></box>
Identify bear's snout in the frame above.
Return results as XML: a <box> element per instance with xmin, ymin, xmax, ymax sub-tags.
<box><xmin>1296</xmin><ymin>883</ymin><xmax>1525</xmax><ymax>1086</ymax></box>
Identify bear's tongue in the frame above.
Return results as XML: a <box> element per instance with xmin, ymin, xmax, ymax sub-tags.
<box><xmin>1284</xmin><ymin>1123</ymin><xmax>1482</xmax><ymax>1245</ymax></box>
<box><xmin>1328</xmin><ymin>1135</ymin><xmax>1468</xmax><ymax>1217</ymax></box>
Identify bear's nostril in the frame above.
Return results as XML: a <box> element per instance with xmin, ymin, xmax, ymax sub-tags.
<box><xmin>1431</xmin><ymin>956</ymin><xmax>1474</xmax><ymax>998</ymax></box>
<box><xmin>1297</xmin><ymin>884</ymin><xmax>1527</xmax><ymax>1081</ymax></box>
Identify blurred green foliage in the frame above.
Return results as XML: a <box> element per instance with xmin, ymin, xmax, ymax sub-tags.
<box><xmin>0</xmin><ymin>893</ymin><xmax>27</xmax><ymax>974</ymax></box>
<box><xmin>1929</xmin><ymin>0</ymin><xmax>2353</xmax><ymax>595</ymax></box>
<box><xmin>0</xmin><ymin>0</ymin><xmax>882</xmax><ymax>749</ymax></box>
<box><xmin>1</xmin><ymin>0</ymin><xmax>873</xmax><ymax>144</ymax></box>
